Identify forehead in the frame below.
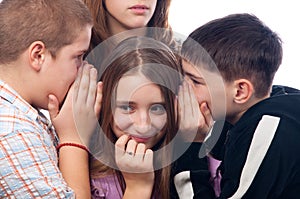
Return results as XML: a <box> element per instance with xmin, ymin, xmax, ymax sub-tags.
<box><xmin>56</xmin><ymin>25</ymin><xmax>92</xmax><ymax>55</ymax></box>
<box><xmin>116</xmin><ymin>74</ymin><xmax>163</xmax><ymax>101</ymax></box>
<box><xmin>182</xmin><ymin>60</ymin><xmax>203</xmax><ymax>77</ymax></box>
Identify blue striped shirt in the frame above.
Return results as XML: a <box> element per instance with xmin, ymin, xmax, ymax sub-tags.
<box><xmin>0</xmin><ymin>80</ymin><xmax>75</xmax><ymax>198</ymax></box>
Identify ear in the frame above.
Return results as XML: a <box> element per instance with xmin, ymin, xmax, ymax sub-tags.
<box><xmin>28</xmin><ymin>41</ymin><xmax>46</xmax><ymax>72</ymax></box>
<box><xmin>233</xmin><ymin>79</ymin><xmax>254</xmax><ymax>104</ymax></box>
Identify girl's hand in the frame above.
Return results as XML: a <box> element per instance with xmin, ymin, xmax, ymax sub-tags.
<box><xmin>48</xmin><ymin>63</ymin><xmax>101</xmax><ymax>145</ymax></box>
<box><xmin>115</xmin><ymin>135</ymin><xmax>154</xmax><ymax>199</ymax></box>
<box><xmin>178</xmin><ymin>81</ymin><xmax>214</xmax><ymax>142</ymax></box>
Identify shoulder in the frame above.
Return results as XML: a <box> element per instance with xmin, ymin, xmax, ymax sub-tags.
<box><xmin>0</xmin><ymin>105</ymin><xmax>39</xmax><ymax>136</ymax></box>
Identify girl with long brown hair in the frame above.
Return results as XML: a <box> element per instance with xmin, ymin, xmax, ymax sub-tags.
<box><xmin>89</xmin><ymin>36</ymin><xmax>182</xmax><ymax>199</ymax></box>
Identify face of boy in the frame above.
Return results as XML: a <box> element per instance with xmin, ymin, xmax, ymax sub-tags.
<box><xmin>181</xmin><ymin>60</ymin><xmax>227</xmax><ymax>120</ymax></box>
<box><xmin>113</xmin><ymin>74</ymin><xmax>167</xmax><ymax>149</ymax></box>
<box><xmin>105</xmin><ymin>0</ymin><xmax>157</xmax><ymax>31</ymax></box>
<box><xmin>44</xmin><ymin>25</ymin><xmax>92</xmax><ymax>105</ymax></box>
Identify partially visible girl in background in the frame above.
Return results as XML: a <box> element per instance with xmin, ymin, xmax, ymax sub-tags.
<box><xmin>82</xmin><ymin>0</ymin><xmax>174</xmax><ymax>51</ymax></box>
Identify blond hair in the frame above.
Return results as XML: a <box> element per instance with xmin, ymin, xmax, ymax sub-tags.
<box><xmin>0</xmin><ymin>0</ymin><xmax>93</xmax><ymax>64</ymax></box>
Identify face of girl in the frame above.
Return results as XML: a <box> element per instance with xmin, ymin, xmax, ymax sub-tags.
<box><xmin>105</xmin><ymin>0</ymin><xmax>157</xmax><ymax>34</ymax></box>
<box><xmin>112</xmin><ymin>73</ymin><xmax>167</xmax><ymax>149</ymax></box>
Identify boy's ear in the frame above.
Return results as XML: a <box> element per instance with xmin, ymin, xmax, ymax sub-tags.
<box><xmin>233</xmin><ymin>79</ymin><xmax>254</xmax><ymax>104</ymax></box>
<box><xmin>29</xmin><ymin>41</ymin><xmax>46</xmax><ymax>71</ymax></box>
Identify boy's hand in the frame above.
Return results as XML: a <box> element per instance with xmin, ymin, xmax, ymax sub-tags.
<box><xmin>48</xmin><ymin>63</ymin><xmax>102</xmax><ymax>145</ymax></box>
<box><xmin>115</xmin><ymin>135</ymin><xmax>154</xmax><ymax>198</ymax></box>
<box><xmin>178</xmin><ymin>81</ymin><xmax>214</xmax><ymax>142</ymax></box>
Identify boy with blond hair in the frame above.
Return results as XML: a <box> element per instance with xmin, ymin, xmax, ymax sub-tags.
<box><xmin>0</xmin><ymin>0</ymin><xmax>101</xmax><ymax>198</ymax></box>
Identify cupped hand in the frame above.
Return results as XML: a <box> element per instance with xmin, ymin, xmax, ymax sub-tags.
<box><xmin>115</xmin><ymin>135</ymin><xmax>154</xmax><ymax>198</ymax></box>
<box><xmin>48</xmin><ymin>62</ymin><xmax>102</xmax><ymax>145</ymax></box>
<box><xmin>177</xmin><ymin>81</ymin><xmax>214</xmax><ymax>142</ymax></box>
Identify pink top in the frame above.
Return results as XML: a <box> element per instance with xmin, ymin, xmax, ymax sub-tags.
<box><xmin>91</xmin><ymin>174</ymin><xmax>158</xmax><ymax>199</ymax></box>
<box><xmin>91</xmin><ymin>174</ymin><xmax>123</xmax><ymax>199</ymax></box>
<box><xmin>208</xmin><ymin>156</ymin><xmax>222</xmax><ymax>197</ymax></box>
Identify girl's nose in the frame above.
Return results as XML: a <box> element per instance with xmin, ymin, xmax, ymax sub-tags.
<box><xmin>133</xmin><ymin>110</ymin><xmax>152</xmax><ymax>134</ymax></box>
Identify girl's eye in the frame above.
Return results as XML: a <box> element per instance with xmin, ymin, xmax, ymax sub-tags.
<box><xmin>118</xmin><ymin>105</ymin><xmax>134</xmax><ymax>113</ymax></box>
<box><xmin>150</xmin><ymin>104</ymin><xmax>166</xmax><ymax>115</ymax></box>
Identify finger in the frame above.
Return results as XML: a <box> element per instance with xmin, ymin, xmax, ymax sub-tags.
<box><xmin>177</xmin><ymin>84</ymin><xmax>184</xmax><ymax>122</ymax></box>
<box><xmin>48</xmin><ymin>94</ymin><xmax>59</xmax><ymax>121</ymax></box>
<box><xmin>73</xmin><ymin>65</ymin><xmax>83</xmax><ymax>101</ymax></box>
<box><xmin>182</xmin><ymin>81</ymin><xmax>194</xmax><ymax>119</ymax></box>
<box><xmin>115</xmin><ymin>135</ymin><xmax>130</xmax><ymax>152</ymax></box>
<box><xmin>135</xmin><ymin>143</ymin><xmax>147</xmax><ymax>162</ymax></box>
<box><xmin>126</xmin><ymin>139</ymin><xmax>138</xmax><ymax>156</ymax></box>
<box><xmin>174</xmin><ymin>95</ymin><xmax>178</xmax><ymax>120</ymax></box>
<box><xmin>94</xmin><ymin>82</ymin><xmax>103</xmax><ymax>119</ymax></box>
<box><xmin>86</xmin><ymin>67</ymin><xmax>98</xmax><ymax>107</ymax></box>
<box><xmin>76</xmin><ymin>64</ymin><xmax>92</xmax><ymax>104</ymax></box>
<box><xmin>200</xmin><ymin>102</ymin><xmax>214</xmax><ymax>127</ymax></box>
<box><xmin>143</xmin><ymin>149</ymin><xmax>154</xmax><ymax>167</ymax></box>
<box><xmin>188</xmin><ymin>82</ymin><xmax>200</xmax><ymax>118</ymax></box>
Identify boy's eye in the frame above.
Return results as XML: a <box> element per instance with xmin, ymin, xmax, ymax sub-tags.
<box><xmin>150</xmin><ymin>104</ymin><xmax>166</xmax><ymax>115</ymax></box>
<box><xmin>191</xmin><ymin>78</ymin><xmax>204</xmax><ymax>85</ymax></box>
<box><xmin>75</xmin><ymin>54</ymin><xmax>85</xmax><ymax>67</ymax></box>
<box><xmin>77</xmin><ymin>54</ymin><xmax>84</xmax><ymax>60</ymax></box>
<box><xmin>191</xmin><ymin>78</ymin><xmax>201</xmax><ymax>84</ymax></box>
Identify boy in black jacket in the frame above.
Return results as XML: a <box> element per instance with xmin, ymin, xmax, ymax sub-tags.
<box><xmin>174</xmin><ymin>13</ymin><xmax>300</xmax><ymax>199</ymax></box>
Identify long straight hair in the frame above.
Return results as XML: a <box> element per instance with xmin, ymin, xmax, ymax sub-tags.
<box><xmin>90</xmin><ymin>36</ymin><xmax>182</xmax><ymax>199</ymax></box>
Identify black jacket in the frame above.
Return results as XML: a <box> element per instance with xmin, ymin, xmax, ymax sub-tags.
<box><xmin>171</xmin><ymin>85</ymin><xmax>300</xmax><ymax>199</ymax></box>
<box><xmin>218</xmin><ymin>85</ymin><xmax>300</xmax><ymax>198</ymax></box>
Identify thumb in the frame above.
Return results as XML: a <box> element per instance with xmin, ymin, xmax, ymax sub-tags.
<box><xmin>48</xmin><ymin>94</ymin><xmax>59</xmax><ymax>121</ymax></box>
<box><xmin>200</xmin><ymin>102</ymin><xmax>214</xmax><ymax>127</ymax></box>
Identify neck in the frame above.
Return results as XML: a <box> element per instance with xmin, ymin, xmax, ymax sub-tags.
<box><xmin>227</xmin><ymin>94</ymin><xmax>271</xmax><ymax>125</ymax></box>
<box><xmin>0</xmin><ymin>61</ymin><xmax>32</xmax><ymax>104</ymax></box>
<box><xmin>107</xmin><ymin>15</ymin><xmax>147</xmax><ymax>42</ymax></box>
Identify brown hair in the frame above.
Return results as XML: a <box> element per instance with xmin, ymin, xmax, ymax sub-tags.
<box><xmin>90</xmin><ymin>36</ymin><xmax>182</xmax><ymax>199</ymax></box>
<box><xmin>181</xmin><ymin>13</ymin><xmax>282</xmax><ymax>97</ymax></box>
<box><xmin>82</xmin><ymin>0</ymin><xmax>173</xmax><ymax>52</ymax></box>
<box><xmin>0</xmin><ymin>0</ymin><xmax>93</xmax><ymax>64</ymax></box>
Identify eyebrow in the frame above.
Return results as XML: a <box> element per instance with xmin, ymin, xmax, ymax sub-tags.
<box><xmin>116</xmin><ymin>101</ymin><xmax>166</xmax><ymax>105</ymax></box>
<box><xmin>184</xmin><ymin>71</ymin><xmax>203</xmax><ymax>80</ymax></box>
<box><xmin>78</xmin><ymin>49</ymin><xmax>87</xmax><ymax>54</ymax></box>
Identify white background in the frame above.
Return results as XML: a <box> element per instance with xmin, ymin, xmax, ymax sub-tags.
<box><xmin>169</xmin><ymin>0</ymin><xmax>300</xmax><ymax>89</ymax></box>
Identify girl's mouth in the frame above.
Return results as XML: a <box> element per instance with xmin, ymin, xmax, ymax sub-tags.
<box><xmin>130</xmin><ymin>136</ymin><xmax>151</xmax><ymax>143</ymax></box>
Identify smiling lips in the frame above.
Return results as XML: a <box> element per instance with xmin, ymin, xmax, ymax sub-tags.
<box><xmin>130</xmin><ymin>136</ymin><xmax>151</xmax><ymax>143</ymax></box>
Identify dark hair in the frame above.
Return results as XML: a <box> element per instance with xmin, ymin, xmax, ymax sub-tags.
<box><xmin>90</xmin><ymin>36</ymin><xmax>182</xmax><ymax>199</ymax></box>
<box><xmin>182</xmin><ymin>13</ymin><xmax>283</xmax><ymax>97</ymax></box>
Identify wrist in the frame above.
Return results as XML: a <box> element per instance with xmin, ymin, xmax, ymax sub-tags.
<box><xmin>124</xmin><ymin>184</ymin><xmax>153</xmax><ymax>198</ymax></box>
<box><xmin>57</xmin><ymin>142</ymin><xmax>89</xmax><ymax>153</ymax></box>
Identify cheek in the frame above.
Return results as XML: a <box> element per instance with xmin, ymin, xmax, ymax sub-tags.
<box><xmin>150</xmin><ymin>114</ymin><xmax>167</xmax><ymax>131</ymax></box>
<box><xmin>193</xmin><ymin>87</ymin><xmax>204</xmax><ymax>104</ymax></box>
<box><xmin>113</xmin><ymin>111</ymin><xmax>132</xmax><ymax>131</ymax></box>
<box><xmin>57</xmin><ymin>72</ymin><xmax>77</xmax><ymax>102</ymax></box>
<box><xmin>193</xmin><ymin>87</ymin><xmax>211</xmax><ymax>105</ymax></box>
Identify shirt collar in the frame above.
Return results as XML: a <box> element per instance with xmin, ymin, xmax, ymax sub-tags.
<box><xmin>0</xmin><ymin>80</ymin><xmax>39</xmax><ymax>121</ymax></box>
